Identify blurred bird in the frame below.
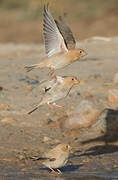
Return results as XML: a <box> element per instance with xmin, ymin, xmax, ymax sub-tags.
<box><xmin>31</xmin><ymin>143</ymin><xmax>71</xmax><ymax>174</ymax></box>
<box><xmin>27</xmin><ymin>75</ymin><xmax>80</xmax><ymax>114</ymax></box>
<box><xmin>25</xmin><ymin>4</ymin><xmax>87</xmax><ymax>75</ymax></box>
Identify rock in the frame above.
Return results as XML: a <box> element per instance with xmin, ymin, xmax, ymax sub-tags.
<box><xmin>1</xmin><ymin>117</ymin><xmax>16</xmax><ymax>124</ymax></box>
<box><xmin>64</xmin><ymin>100</ymin><xmax>100</xmax><ymax>129</ymax></box>
<box><xmin>113</xmin><ymin>73</ymin><xmax>118</xmax><ymax>84</ymax></box>
<box><xmin>108</xmin><ymin>89</ymin><xmax>118</xmax><ymax>102</ymax></box>
<box><xmin>91</xmin><ymin>109</ymin><xmax>118</xmax><ymax>144</ymax></box>
<box><xmin>80</xmin><ymin>109</ymin><xmax>118</xmax><ymax>144</ymax></box>
<box><xmin>43</xmin><ymin>136</ymin><xmax>51</xmax><ymax>143</ymax></box>
<box><xmin>91</xmin><ymin>109</ymin><xmax>107</xmax><ymax>132</ymax></box>
<box><xmin>0</xmin><ymin>104</ymin><xmax>10</xmax><ymax>110</ymax></box>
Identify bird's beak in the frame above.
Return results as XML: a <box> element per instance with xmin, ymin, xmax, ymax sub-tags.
<box><xmin>75</xmin><ymin>79</ymin><xmax>80</xmax><ymax>84</ymax></box>
<box><xmin>82</xmin><ymin>50</ymin><xmax>87</xmax><ymax>56</ymax></box>
<box><xmin>68</xmin><ymin>146</ymin><xmax>73</xmax><ymax>153</ymax></box>
<box><xmin>69</xmin><ymin>147</ymin><xmax>74</xmax><ymax>153</ymax></box>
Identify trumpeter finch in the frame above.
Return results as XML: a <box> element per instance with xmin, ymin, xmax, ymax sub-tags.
<box><xmin>25</xmin><ymin>4</ymin><xmax>87</xmax><ymax>75</ymax></box>
<box><xmin>31</xmin><ymin>143</ymin><xmax>71</xmax><ymax>174</ymax></box>
<box><xmin>27</xmin><ymin>75</ymin><xmax>80</xmax><ymax>114</ymax></box>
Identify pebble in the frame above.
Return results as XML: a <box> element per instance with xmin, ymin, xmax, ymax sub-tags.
<box><xmin>64</xmin><ymin>100</ymin><xmax>100</xmax><ymax>129</ymax></box>
<box><xmin>43</xmin><ymin>136</ymin><xmax>51</xmax><ymax>143</ymax></box>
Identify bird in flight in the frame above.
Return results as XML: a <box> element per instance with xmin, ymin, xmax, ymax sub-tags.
<box><xmin>25</xmin><ymin>4</ymin><xmax>87</xmax><ymax>75</ymax></box>
<box><xmin>27</xmin><ymin>75</ymin><xmax>80</xmax><ymax>114</ymax></box>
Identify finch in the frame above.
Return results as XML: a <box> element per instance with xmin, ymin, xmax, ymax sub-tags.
<box><xmin>25</xmin><ymin>4</ymin><xmax>87</xmax><ymax>75</ymax></box>
<box><xmin>31</xmin><ymin>143</ymin><xmax>71</xmax><ymax>174</ymax></box>
<box><xmin>27</xmin><ymin>75</ymin><xmax>80</xmax><ymax>114</ymax></box>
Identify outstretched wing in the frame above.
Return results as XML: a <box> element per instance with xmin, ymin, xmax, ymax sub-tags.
<box><xmin>55</xmin><ymin>14</ymin><xmax>76</xmax><ymax>50</ymax></box>
<box><xmin>43</xmin><ymin>4</ymin><xmax>68</xmax><ymax>57</ymax></box>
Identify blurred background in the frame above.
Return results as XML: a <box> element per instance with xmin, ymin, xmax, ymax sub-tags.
<box><xmin>0</xmin><ymin>0</ymin><xmax>117</xmax><ymax>43</ymax></box>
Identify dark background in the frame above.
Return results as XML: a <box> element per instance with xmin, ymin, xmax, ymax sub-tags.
<box><xmin>0</xmin><ymin>0</ymin><xmax>117</xmax><ymax>43</ymax></box>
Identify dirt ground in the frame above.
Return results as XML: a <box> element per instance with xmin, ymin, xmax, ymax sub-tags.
<box><xmin>0</xmin><ymin>36</ymin><xmax>118</xmax><ymax>179</ymax></box>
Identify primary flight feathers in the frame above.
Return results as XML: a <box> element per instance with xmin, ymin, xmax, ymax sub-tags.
<box><xmin>43</xmin><ymin>4</ymin><xmax>76</xmax><ymax>56</ymax></box>
<box><xmin>43</xmin><ymin>4</ymin><xmax>68</xmax><ymax>57</ymax></box>
<box><xmin>25</xmin><ymin>4</ymin><xmax>87</xmax><ymax>73</ymax></box>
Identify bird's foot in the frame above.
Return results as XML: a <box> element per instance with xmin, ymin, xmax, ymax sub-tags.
<box><xmin>48</xmin><ymin>67</ymin><xmax>55</xmax><ymax>78</ymax></box>
<box><xmin>52</xmin><ymin>103</ymin><xmax>66</xmax><ymax>113</ymax></box>
<box><xmin>50</xmin><ymin>168</ymin><xmax>62</xmax><ymax>175</ymax></box>
<box><xmin>57</xmin><ymin>168</ymin><xmax>62</xmax><ymax>174</ymax></box>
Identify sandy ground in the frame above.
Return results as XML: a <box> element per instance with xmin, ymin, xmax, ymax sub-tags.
<box><xmin>0</xmin><ymin>36</ymin><xmax>118</xmax><ymax>179</ymax></box>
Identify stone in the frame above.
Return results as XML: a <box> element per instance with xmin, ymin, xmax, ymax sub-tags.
<box><xmin>43</xmin><ymin>136</ymin><xmax>51</xmax><ymax>143</ymax></box>
<box><xmin>64</xmin><ymin>100</ymin><xmax>100</xmax><ymax>129</ymax></box>
<box><xmin>93</xmin><ymin>109</ymin><xmax>118</xmax><ymax>144</ymax></box>
<box><xmin>108</xmin><ymin>89</ymin><xmax>118</xmax><ymax>102</ymax></box>
<box><xmin>80</xmin><ymin>109</ymin><xmax>118</xmax><ymax>144</ymax></box>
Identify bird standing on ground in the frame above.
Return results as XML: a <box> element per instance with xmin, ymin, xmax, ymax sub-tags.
<box><xmin>25</xmin><ymin>4</ymin><xmax>87</xmax><ymax>75</ymax></box>
<box><xmin>27</xmin><ymin>75</ymin><xmax>80</xmax><ymax>114</ymax></box>
<box><xmin>31</xmin><ymin>143</ymin><xmax>71</xmax><ymax>174</ymax></box>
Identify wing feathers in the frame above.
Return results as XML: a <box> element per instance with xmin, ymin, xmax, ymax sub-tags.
<box><xmin>55</xmin><ymin>15</ymin><xmax>76</xmax><ymax>50</ymax></box>
<box><xmin>43</xmin><ymin>5</ymin><xmax>68</xmax><ymax>56</ymax></box>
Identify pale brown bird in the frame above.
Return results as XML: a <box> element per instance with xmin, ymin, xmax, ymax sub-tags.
<box><xmin>25</xmin><ymin>4</ymin><xmax>87</xmax><ymax>75</ymax></box>
<box><xmin>31</xmin><ymin>143</ymin><xmax>71</xmax><ymax>174</ymax></box>
<box><xmin>27</xmin><ymin>75</ymin><xmax>80</xmax><ymax>114</ymax></box>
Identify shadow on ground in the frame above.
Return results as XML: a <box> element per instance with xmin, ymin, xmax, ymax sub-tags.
<box><xmin>40</xmin><ymin>164</ymin><xmax>82</xmax><ymax>173</ymax></box>
<box><xmin>76</xmin><ymin>109</ymin><xmax>118</xmax><ymax>157</ymax></box>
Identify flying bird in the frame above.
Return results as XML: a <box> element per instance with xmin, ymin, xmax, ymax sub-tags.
<box><xmin>27</xmin><ymin>75</ymin><xmax>80</xmax><ymax>114</ymax></box>
<box><xmin>25</xmin><ymin>4</ymin><xmax>87</xmax><ymax>75</ymax></box>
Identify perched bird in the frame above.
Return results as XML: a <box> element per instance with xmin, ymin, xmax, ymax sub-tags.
<box><xmin>31</xmin><ymin>143</ymin><xmax>71</xmax><ymax>174</ymax></box>
<box><xmin>27</xmin><ymin>75</ymin><xmax>80</xmax><ymax>114</ymax></box>
<box><xmin>25</xmin><ymin>4</ymin><xmax>87</xmax><ymax>75</ymax></box>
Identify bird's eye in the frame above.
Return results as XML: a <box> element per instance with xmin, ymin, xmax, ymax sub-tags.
<box><xmin>66</xmin><ymin>145</ymin><xmax>69</xmax><ymax>149</ymax></box>
<box><xmin>80</xmin><ymin>50</ymin><xmax>82</xmax><ymax>53</ymax></box>
<box><xmin>72</xmin><ymin>78</ymin><xmax>74</xmax><ymax>81</ymax></box>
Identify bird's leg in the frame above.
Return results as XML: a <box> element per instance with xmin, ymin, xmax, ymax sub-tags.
<box><xmin>47</xmin><ymin>102</ymin><xmax>57</xmax><ymax>114</ymax></box>
<box><xmin>49</xmin><ymin>167</ymin><xmax>62</xmax><ymax>174</ymax></box>
<box><xmin>57</xmin><ymin>168</ymin><xmax>62</xmax><ymax>174</ymax></box>
<box><xmin>47</xmin><ymin>102</ymin><xmax>66</xmax><ymax>115</ymax></box>
<box><xmin>49</xmin><ymin>66</ymin><xmax>55</xmax><ymax>78</ymax></box>
<box><xmin>52</xmin><ymin>103</ymin><xmax>66</xmax><ymax>113</ymax></box>
<box><xmin>52</xmin><ymin>103</ymin><xmax>63</xmax><ymax>108</ymax></box>
<box><xmin>49</xmin><ymin>167</ymin><xmax>56</xmax><ymax>173</ymax></box>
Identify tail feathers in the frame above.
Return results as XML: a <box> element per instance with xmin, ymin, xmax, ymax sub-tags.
<box><xmin>25</xmin><ymin>64</ymin><xmax>40</xmax><ymax>72</ymax></box>
<box><xmin>30</xmin><ymin>156</ymin><xmax>55</xmax><ymax>161</ymax></box>
<box><xmin>29</xmin><ymin>156</ymin><xmax>42</xmax><ymax>161</ymax></box>
<box><xmin>27</xmin><ymin>106</ymin><xmax>39</xmax><ymax>115</ymax></box>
